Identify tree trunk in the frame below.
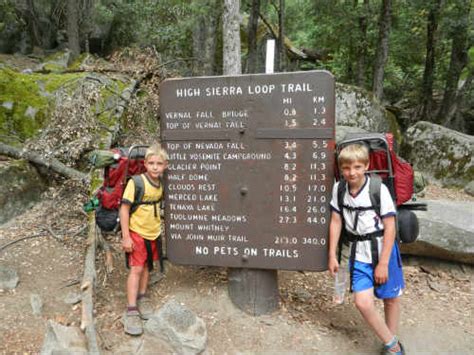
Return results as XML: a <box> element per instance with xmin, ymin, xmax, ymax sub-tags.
<box><xmin>0</xmin><ymin>142</ymin><xmax>88</xmax><ymax>181</ymax></box>
<box><xmin>372</xmin><ymin>0</ymin><xmax>392</xmax><ymax>101</ymax></box>
<box><xmin>276</xmin><ymin>0</ymin><xmax>285</xmax><ymax>72</ymax></box>
<box><xmin>223</xmin><ymin>0</ymin><xmax>242</xmax><ymax>75</ymax></box>
<box><xmin>437</xmin><ymin>0</ymin><xmax>471</xmax><ymax>127</ymax></box>
<box><xmin>246</xmin><ymin>0</ymin><xmax>261</xmax><ymax>73</ymax></box>
<box><xmin>67</xmin><ymin>0</ymin><xmax>81</xmax><ymax>61</ymax></box>
<box><xmin>356</xmin><ymin>0</ymin><xmax>369</xmax><ymax>87</ymax></box>
<box><xmin>223</xmin><ymin>0</ymin><xmax>279</xmax><ymax>316</ymax></box>
<box><xmin>419</xmin><ymin>0</ymin><xmax>442</xmax><ymax>122</ymax></box>
<box><xmin>192</xmin><ymin>0</ymin><xmax>220</xmax><ymax>76</ymax></box>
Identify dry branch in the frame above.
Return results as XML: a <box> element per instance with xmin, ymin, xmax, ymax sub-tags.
<box><xmin>96</xmin><ymin>230</ymin><xmax>114</xmax><ymax>274</ymax></box>
<box><xmin>0</xmin><ymin>142</ymin><xmax>88</xmax><ymax>181</ymax></box>
<box><xmin>80</xmin><ymin>215</ymin><xmax>100</xmax><ymax>354</ymax></box>
<box><xmin>0</xmin><ymin>233</ymin><xmax>45</xmax><ymax>252</ymax></box>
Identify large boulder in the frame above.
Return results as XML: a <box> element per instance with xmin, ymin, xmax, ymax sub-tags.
<box><xmin>0</xmin><ymin>160</ymin><xmax>46</xmax><ymax>224</ymax></box>
<box><xmin>0</xmin><ymin>58</ymin><xmax>133</xmax><ymax>145</ymax></box>
<box><xmin>401</xmin><ymin>200</ymin><xmax>474</xmax><ymax>264</ymax></box>
<box><xmin>335</xmin><ymin>125</ymin><xmax>368</xmax><ymax>143</ymax></box>
<box><xmin>335</xmin><ymin>83</ymin><xmax>400</xmax><ymax>140</ymax></box>
<box><xmin>145</xmin><ymin>299</ymin><xmax>207</xmax><ymax>354</ymax></box>
<box><xmin>402</xmin><ymin>121</ymin><xmax>474</xmax><ymax>187</ymax></box>
<box><xmin>40</xmin><ymin>321</ymin><xmax>87</xmax><ymax>355</ymax></box>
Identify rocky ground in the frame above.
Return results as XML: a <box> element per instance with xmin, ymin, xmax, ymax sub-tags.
<box><xmin>0</xmin><ymin>184</ymin><xmax>473</xmax><ymax>354</ymax></box>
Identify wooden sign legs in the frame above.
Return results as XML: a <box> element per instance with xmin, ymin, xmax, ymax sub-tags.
<box><xmin>228</xmin><ymin>268</ymin><xmax>279</xmax><ymax>316</ymax></box>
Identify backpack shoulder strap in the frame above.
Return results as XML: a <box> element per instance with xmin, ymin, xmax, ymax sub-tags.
<box><xmin>337</xmin><ymin>179</ymin><xmax>346</xmax><ymax>216</ymax></box>
<box><xmin>368</xmin><ymin>175</ymin><xmax>382</xmax><ymax>217</ymax></box>
<box><xmin>130</xmin><ymin>175</ymin><xmax>145</xmax><ymax>214</ymax></box>
<box><xmin>336</xmin><ymin>179</ymin><xmax>346</xmax><ymax>263</ymax></box>
<box><xmin>159</xmin><ymin>175</ymin><xmax>165</xmax><ymax>208</ymax></box>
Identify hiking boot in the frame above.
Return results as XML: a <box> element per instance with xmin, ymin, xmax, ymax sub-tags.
<box><xmin>124</xmin><ymin>310</ymin><xmax>143</xmax><ymax>335</ymax></box>
<box><xmin>137</xmin><ymin>296</ymin><xmax>154</xmax><ymax>320</ymax></box>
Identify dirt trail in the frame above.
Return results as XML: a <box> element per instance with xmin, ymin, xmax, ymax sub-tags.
<box><xmin>0</xmin><ymin>185</ymin><xmax>473</xmax><ymax>353</ymax></box>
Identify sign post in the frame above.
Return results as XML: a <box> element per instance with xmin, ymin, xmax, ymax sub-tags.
<box><xmin>160</xmin><ymin>71</ymin><xmax>335</xmax><ymax>313</ymax></box>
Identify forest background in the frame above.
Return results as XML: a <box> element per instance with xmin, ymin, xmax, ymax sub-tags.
<box><xmin>0</xmin><ymin>1</ymin><xmax>473</xmax><ymax>352</ymax></box>
<box><xmin>0</xmin><ymin>0</ymin><xmax>472</xmax><ymax>135</ymax></box>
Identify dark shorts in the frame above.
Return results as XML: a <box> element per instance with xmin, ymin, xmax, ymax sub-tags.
<box><xmin>351</xmin><ymin>243</ymin><xmax>405</xmax><ymax>299</ymax></box>
<box><xmin>128</xmin><ymin>231</ymin><xmax>158</xmax><ymax>267</ymax></box>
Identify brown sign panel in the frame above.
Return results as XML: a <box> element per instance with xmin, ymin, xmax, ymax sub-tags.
<box><xmin>160</xmin><ymin>71</ymin><xmax>335</xmax><ymax>271</ymax></box>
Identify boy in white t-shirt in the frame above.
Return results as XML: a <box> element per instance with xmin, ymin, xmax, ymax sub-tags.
<box><xmin>328</xmin><ymin>143</ymin><xmax>405</xmax><ymax>355</ymax></box>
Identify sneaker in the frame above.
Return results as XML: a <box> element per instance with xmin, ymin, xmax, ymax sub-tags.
<box><xmin>137</xmin><ymin>296</ymin><xmax>154</xmax><ymax>320</ymax></box>
<box><xmin>382</xmin><ymin>341</ymin><xmax>405</xmax><ymax>355</ymax></box>
<box><xmin>124</xmin><ymin>310</ymin><xmax>143</xmax><ymax>335</ymax></box>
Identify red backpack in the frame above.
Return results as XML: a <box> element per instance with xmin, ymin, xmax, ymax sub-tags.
<box><xmin>335</xmin><ymin>132</ymin><xmax>425</xmax><ymax>245</ymax></box>
<box><xmin>93</xmin><ymin>147</ymin><xmax>148</xmax><ymax>232</ymax></box>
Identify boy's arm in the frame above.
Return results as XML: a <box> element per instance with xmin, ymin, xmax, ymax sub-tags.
<box><xmin>120</xmin><ymin>203</ymin><xmax>133</xmax><ymax>252</ymax></box>
<box><xmin>328</xmin><ymin>211</ymin><xmax>342</xmax><ymax>275</ymax></box>
<box><xmin>375</xmin><ymin>215</ymin><xmax>396</xmax><ymax>284</ymax></box>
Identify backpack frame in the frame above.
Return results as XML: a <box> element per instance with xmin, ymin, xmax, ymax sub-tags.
<box><xmin>335</xmin><ymin>133</ymin><xmax>427</xmax><ymax>262</ymax></box>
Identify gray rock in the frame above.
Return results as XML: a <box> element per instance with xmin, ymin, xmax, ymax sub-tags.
<box><xmin>0</xmin><ymin>160</ymin><xmax>47</xmax><ymax>224</ymax></box>
<box><xmin>145</xmin><ymin>299</ymin><xmax>207</xmax><ymax>354</ymax></box>
<box><xmin>335</xmin><ymin>83</ymin><xmax>398</xmax><ymax>135</ymax></box>
<box><xmin>464</xmin><ymin>181</ymin><xmax>474</xmax><ymax>197</ymax></box>
<box><xmin>114</xmin><ymin>335</ymin><xmax>174</xmax><ymax>354</ymax></box>
<box><xmin>64</xmin><ymin>291</ymin><xmax>81</xmax><ymax>305</ymax></box>
<box><xmin>2</xmin><ymin>101</ymin><xmax>13</xmax><ymax>110</ymax></box>
<box><xmin>414</xmin><ymin>171</ymin><xmax>428</xmax><ymax>194</ymax></box>
<box><xmin>401</xmin><ymin>200</ymin><xmax>474</xmax><ymax>264</ymax></box>
<box><xmin>402</xmin><ymin>121</ymin><xmax>474</xmax><ymax>187</ymax></box>
<box><xmin>30</xmin><ymin>293</ymin><xmax>43</xmax><ymax>316</ymax></box>
<box><xmin>335</xmin><ymin>125</ymin><xmax>368</xmax><ymax>143</ymax></box>
<box><xmin>0</xmin><ymin>265</ymin><xmax>19</xmax><ymax>290</ymax></box>
<box><xmin>25</xmin><ymin>106</ymin><xmax>38</xmax><ymax>119</ymax></box>
<box><xmin>294</xmin><ymin>287</ymin><xmax>312</xmax><ymax>301</ymax></box>
<box><xmin>40</xmin><ymin>320</ymin><xmax>87</xmax><ymax>355</ymax></box>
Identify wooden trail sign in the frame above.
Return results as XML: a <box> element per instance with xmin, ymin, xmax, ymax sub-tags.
<box><xmin>160</xmin><ymin>70</ymin><xmax>335</xmax><ymax>271</ymax></box>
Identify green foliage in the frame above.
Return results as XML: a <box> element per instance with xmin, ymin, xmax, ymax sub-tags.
<box><xmin>0</xmin><ymin>0</ymin><xmax>17</xmax><ymax>32</ymax></box>
<box><xmin>105</xmin><ymin>0</ymin><xmax>194</xmax><ymax>62</ymax></box>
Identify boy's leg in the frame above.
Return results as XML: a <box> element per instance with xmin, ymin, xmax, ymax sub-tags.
<box><xmin>354</xmin><ymin>288</ymin><xmax>394</xmax><ymax>344</ymax></box>
<box><xmin>127</xmin><ymin>265</ymin><xmax>144</xmax><ymax>306</ymax></box>
<box><xmin>138</xmin><ymin>266</ymin><xmax>150</xmax><ymax>296</ymax></box>
<box><xmin>384</xmin><ymin>297</ymin><xmax>401</xmax><ymax>335</ymax></box>
<box><xmin>124</xmin><ymin>265</ymin><xmax>144</xmax><ymax>335</ymax></box>
<box><xmin>137</xmin><ymin>267</ymin><xmax>155</xmax><ymax>319</ymax></box>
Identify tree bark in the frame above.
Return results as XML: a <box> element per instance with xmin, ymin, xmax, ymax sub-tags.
<box><xmin>437</xmin><ymin>0</ymin><xmax>471</xmax><ymax>126</ymax></box>
<box><xmin>223</xmin><ymin>0</ymin><xmax>242</xmax><ymax>75</ymax></box>
<box><xmin>419</xmin><ymin>0</ymin><xmax>442</xmax><ymax>121</ymax></box>
<box><xmin>372</xmin><ymin>0</ymin><xmax>392</xmax><ymax>101</ymax></box>
<box><xmin>356</xmin><ymin>0</ymin><xmax>369</xmax><ymax>87</ymax></box>
<box><xmin>246</xmin><ymin>0</ymin><xmax>261</xmax><ymax>73</ymax></box>
<box><xmin>67</xmin><ymin>0</ymin><xmax>81</xmax><ymax>60</ymax></box>
<box><xmin>0</xmin><ymin>142</ymin><xmax>88</xmax><ymax>181</ymax></box>
<box><xmin>192</xmin><ymin>0</ymin><xmax>220</xmax><ymax>76</ymax></box>
<box><xmin>276</xmin><ymin>0</ymin><xmax>285</xmax><ymax>72</ymax></box>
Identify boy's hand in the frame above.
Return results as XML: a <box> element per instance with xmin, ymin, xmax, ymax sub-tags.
<box><xmin>122</xmin><ymin>236</ymin><xmax>133</xmax><ymax>253</ymax></box>
<box><xmin>328</xmin><ymin>256</ymin><xmax>339</xmax><ymax>277</ymax></box>
<box><xmin>374</xmin><ymin>262</ymin><xmax>388</xmax><ymax>284</ymax></box>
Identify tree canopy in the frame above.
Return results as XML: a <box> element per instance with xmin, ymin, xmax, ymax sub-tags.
<box><xmin>0</xmin><ymin>0</ymin><xmax>472</xmax><ymax>133</ymax></box>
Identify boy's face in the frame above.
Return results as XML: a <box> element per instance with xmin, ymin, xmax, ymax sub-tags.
<box><xmin>145</xmin><ymin>155</ymin><xmax>168</xmax><ymax>180</ymax></box>
<box><xmin>340</xmin><ymin>160</ymin><xmax>368</xmax><ymax>188</ymax></box>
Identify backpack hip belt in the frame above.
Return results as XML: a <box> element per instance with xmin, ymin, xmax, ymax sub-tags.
<box><xmin>346</xmin><ymin>230</ymin><xmax>383</xmax><ymax>292</ymax></box>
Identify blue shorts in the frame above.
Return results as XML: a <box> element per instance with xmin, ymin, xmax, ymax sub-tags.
<box><xmin>351</xmin><ymin>243</ymin><xmax>405</xmax><ymax>299</ymax></box>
